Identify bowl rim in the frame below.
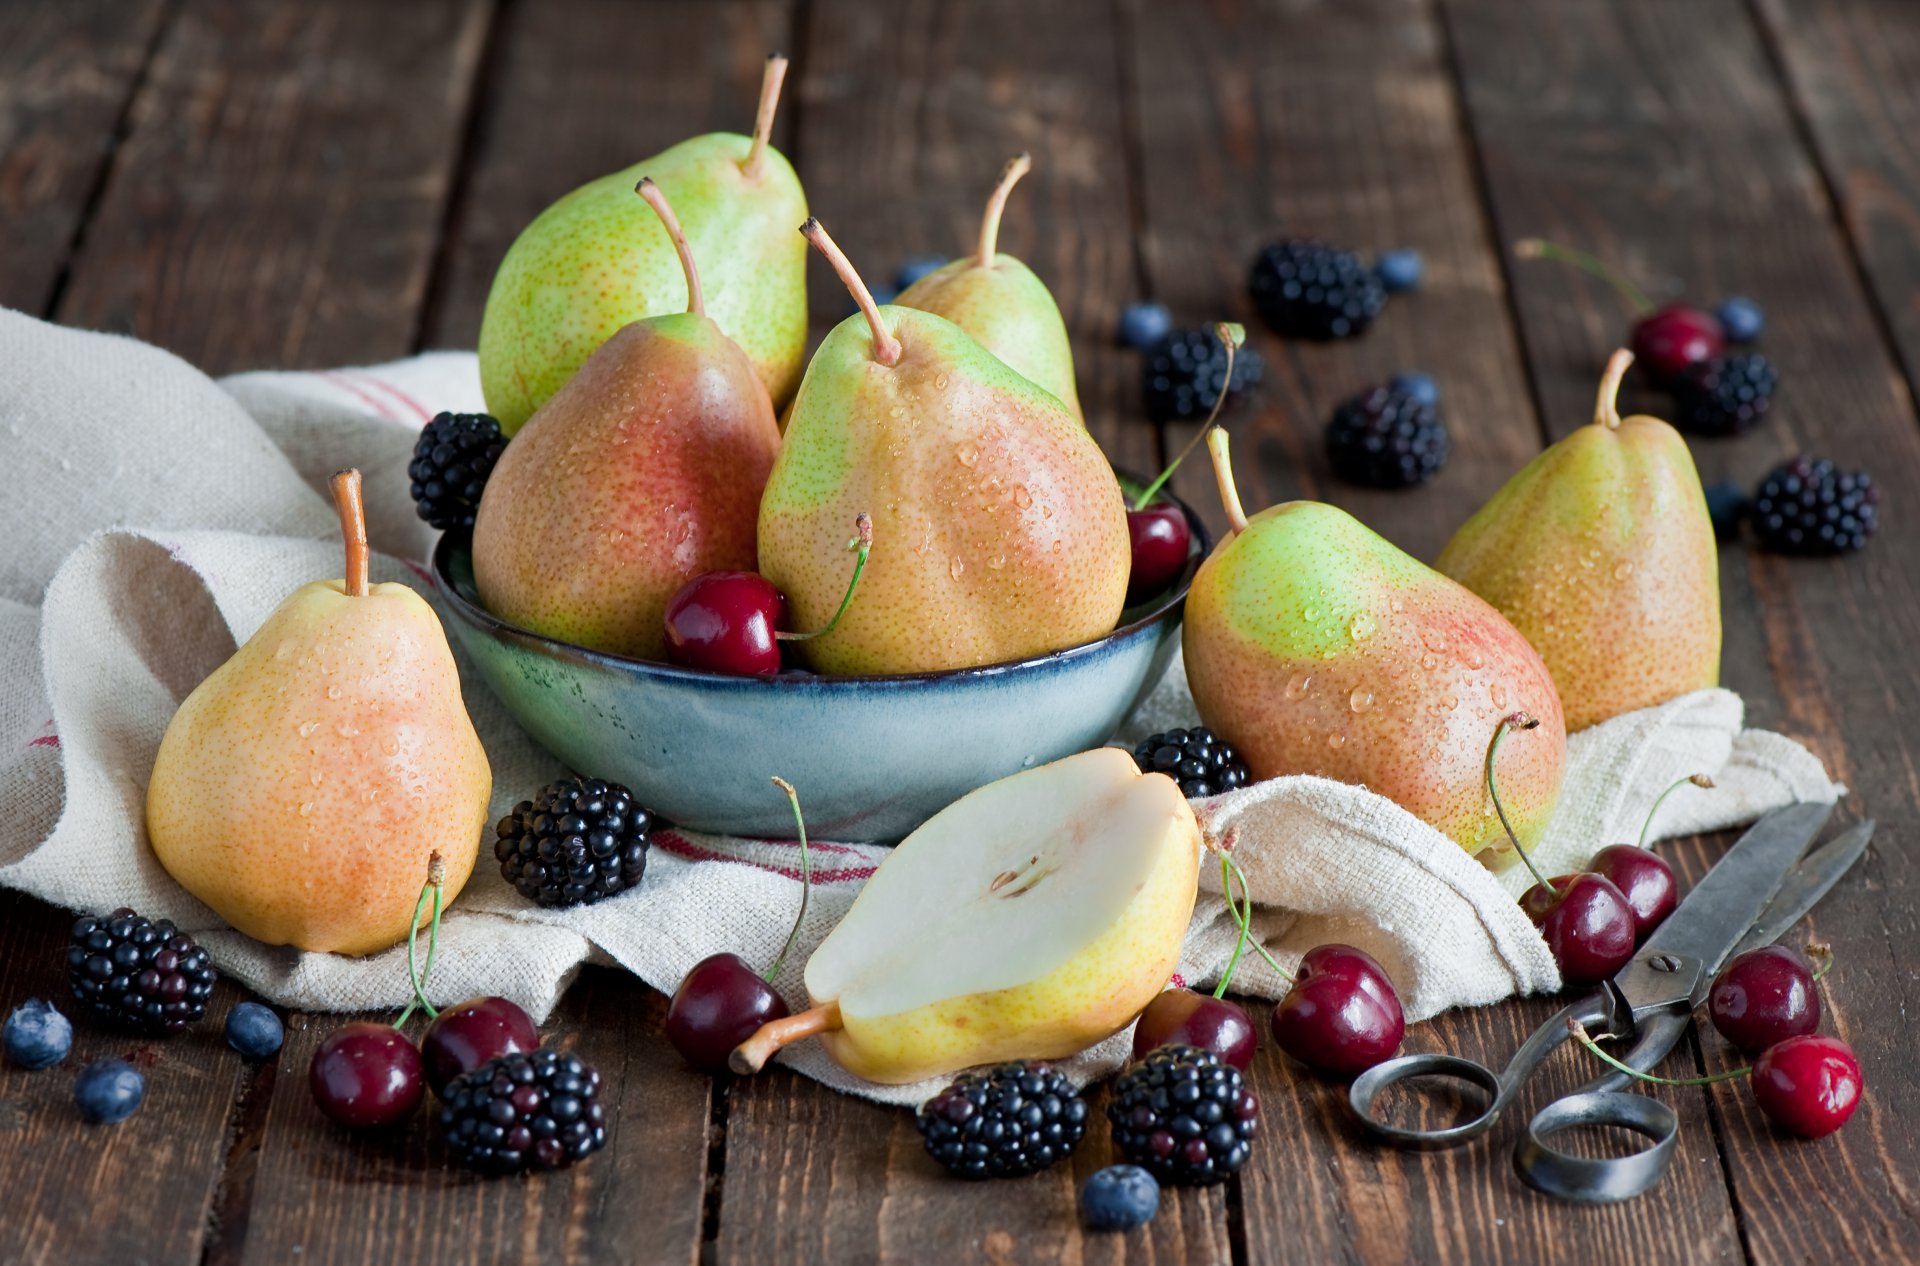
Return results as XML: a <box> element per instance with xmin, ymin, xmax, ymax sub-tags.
<box><xmin>431</xmin><ymin>477</ymin><xmax>1211</xmax><ymax>690</ymax></box>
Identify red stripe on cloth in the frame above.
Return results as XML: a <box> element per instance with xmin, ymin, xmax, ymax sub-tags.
<box><xmin>319</xmin><ymin>371</ymin><xmax>401</xmax><ymax>421</ymax></box>
<box><xmin>28</xmin><ymin>734</ymin><xmax>58</xmax><ymax>748</ymax></box>
<box><xmin>358</xmin><ymin>373</ymin><xmax>434</xmax><ymax>424</ymax></box>
<box><xmin>652</xmin><ymin>829</ymin><xmax>877</xmax><ymax>883</ymax></box>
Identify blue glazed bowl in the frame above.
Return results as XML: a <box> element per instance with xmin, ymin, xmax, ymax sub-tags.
<box><xmin>432</xmin><ymin>491</ymin><xmax>1206</xmax><ymax>841</ymax></box>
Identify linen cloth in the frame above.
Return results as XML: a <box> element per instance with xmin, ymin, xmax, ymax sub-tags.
<box><xmin>0</xmin><ymin>309</ymin><xmax>1840</xmax><ymax>1105</ymax></box>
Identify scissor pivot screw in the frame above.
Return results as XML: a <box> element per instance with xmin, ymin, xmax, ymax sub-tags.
<box><xmin>1648</xmin><ymin>954</ymin><xmax>1681</xmax><ymax>972</ymax></box>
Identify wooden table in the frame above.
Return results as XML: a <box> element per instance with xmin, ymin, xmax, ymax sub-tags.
<box><xmin>3</xmin><ymin>1</ymin><xmax>1915</xmax><ymax>1262</ymax></box>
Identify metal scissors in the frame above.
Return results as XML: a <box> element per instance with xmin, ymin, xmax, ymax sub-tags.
<box><xmin>1348</xmin><ymin>802</ymin><xmax>1873</xmax><ymax>1204</ymax></box>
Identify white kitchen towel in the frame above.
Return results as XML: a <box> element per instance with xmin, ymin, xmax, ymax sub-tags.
<box><xmin>0</xmin><ymin>310</ymin><xmax>1842</xmax><ymax>1106</ymax></box>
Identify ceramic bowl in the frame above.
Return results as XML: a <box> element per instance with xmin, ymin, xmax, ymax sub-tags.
<box><xmin>432</xmin><ymin>491</ymin><xmax>1206</xmax><ymax>841</ymax></box>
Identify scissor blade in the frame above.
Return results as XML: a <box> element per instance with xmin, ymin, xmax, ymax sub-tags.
<box><xmin>1636</xmin><ymin>800</ymin><xmax>1833</xmax><ymax>977</ymax></box>
<box><xmin>1708</xmin><ymin>820</ymin><xmax>1873</xmax><ymax>983</ymax></box>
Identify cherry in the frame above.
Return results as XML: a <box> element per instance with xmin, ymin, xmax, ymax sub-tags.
<box><xmin>1631</xmin><ymin>303</ymin><xmax>1723</xmax><ymax>385</ymax></box>
<box><xmin>664</xmin><ymin>572</ymin><xmax>787</xmax><ymax>675</ymax></box>
<box><xmin>1125</xmin><ymin>503</ymin><xmax>1191</xmax><ymax>606</ymax></box>
<box><xmin>1589</xmin><ymin>845</ymin><xmax>1676</xmax><ymax>943</ymax></box>
<box><xmin>309</xmin><ymin>1022</ymin><xmax>426</xmax><ymax>1129</ymax></box>
<box><xmin>420</xmin><ymin>995</ymin><xmax>540</xmax><ymax>1096</ymax></box>
<box><xmin>1520</xmin><ymin>873</ymin><xmax>1638</xmax><ymax>985</ymax></box>
<box><xmin>1709</xmin><ymin>945</ymin><xmax>1819</xmax><ymax>1053</ymax></box>
<box><xmin>1270</xmin><ymin>944</ymin><xmax>1405</xmax><ymax>1078</ymax></box>
<box><xmin>667</xmin><ymin>953</ymin><xmax>790</xmax><ymax>1072</ymax></box>
<box><xmin>1131</xmin><ymin>988</ymin><xmax>1256</xmax><ymax>1071</ymax></box>
<box><xmin>1750</xmin><ymin>1034</ymin><xmax>1862</xmax><ymax>1138</ymax></box>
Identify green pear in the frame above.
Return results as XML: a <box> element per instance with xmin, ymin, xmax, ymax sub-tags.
<box><xmin>758</xmin><ymin>219</ymin><xmax>1129</xmax><ymax>675</ymax></box>
<box><xmin>1182</xmin><ymin>430</ymin><xmax>1567</xmax><ymax>863</ymax></box>
<box><xmin>895</xmin><ymin>154</ymin><xmax>1082</xmax><ymax>420</ymax></box>
<box><xmin>472</xmin><ymin>179</ymin><xmax>781</xmax><ymax>660</ymax></box>
<box><xmin>147</xmin><ymin>471</ymin><xmax>491</xmax><ymax>956</ymax></box>
<box><xmin>478</xmin><ymin>55</ymin><xmax>807</xmax><ymax>432</ymax></box>
<box><xmin>1437</xmin><ymin>350</ymin><xmax>1720</xmax><ymax>732</ymax></box>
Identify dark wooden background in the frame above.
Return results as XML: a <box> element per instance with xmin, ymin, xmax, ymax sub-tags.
<box><xmin>1</xmin><ymin>1</ymin><xmax>1914</xmax><ymax>1263</ymax></box>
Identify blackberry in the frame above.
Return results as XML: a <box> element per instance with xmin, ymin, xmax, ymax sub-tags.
<box><xmin>66</xmin><ymin>908</ymin><xmax>216</xmax><ymax>1035</ymax></box>
<box><xmin>1751</xmin><ymin>456</ymin><xmax>1880</xmax><ymax>556</ymax></box>
<box><xmin>1107</xmin><ymin>1045</ymin><xmax>1259</xmax><ymax>1186</ymax></box>
<box><xmin>494</xmin><ymin>778</ymin><xmax>654</xmax><ymax>908</ymax></box>
<box><xmin>1131</xmin><ymin>728</ymin><xmax>1250</xmax><ymax>799</ymax></box>
<box><xmin>1142</xmin><ymin>327</ymin><xmax>1265</xmax><ymax>424</ymax></box>
<box><xmin>438</xmin><ymin>1048</ymin><xmax>607</xmax><ymax>1174</ymax></box>
<box><xmin>1326</xmin><ymin>382</ymin><xmax>1450</xmax><ymax>488</ymax></box>
<box><xmin>409</xmin><ymin>412</ymin><xmax>505</xmax><ymax>530</ymax></box>
<box><xmin>1671</xmin><ymin>353</ymin><xmax>1777</xmax><ymax>437</ymax></box>
<box><xmin>915</xmin><ymin>1062</ymin><xmax>1088</xmax><ymax>1180</ymax></box>
<box><xmin>1249</xmin><ymin>239</ymin><xmax>1387</xmax><ymax>340</ymax></box>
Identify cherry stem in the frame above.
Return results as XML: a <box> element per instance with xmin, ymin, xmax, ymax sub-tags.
<box><xmin>730</xmin><ymin>1001</ymin><xmax>841</xmax><ymax>1075</ymax></box>
<box><xmin>1592</xmin><ymin>348</ymin><xmax>1633</xmax><ymax>431</ymax></box>
<box><xmin>1568</xmin><ymin>1019</ymin><xmax>1751</xmax><ymax>1086</ymax></box>
<box><xmin>741</xmin><ymin>54</ymin><xmax>787</xmax><ymax>180</ymax></box>
<box><xmin>976</xmin><ymin>153</ymin><xmax>1031</xmax><ymax>268</ymax></box>
<box><xmin>1486</xmin><ymin>713</ymin><xmax>1549</xmax><ymax>889</ymax></box>
<box><xmin>1635</xmin><ymin>773</ymin><xmax>1715</xmax><ymax>850</ymax></box>
<box><xmin>1133</xmin><ymin>322</ymin><xmax>1245</xmax><ymax>512</ymax></box>
<box><xmin>1514</xmin><ymin>239</ymin><xmax>1654</xmax><ymax>315</ymax></box>
<box><xmin>763</xmin><ymin>777</ymin><xmax>810</xmax><ymax>983</ymax></box>
<box><xmin>330</xmin><ymin>469</ymin><xmax>368</xmax><ymax>598</ymax></box>
<box><xmin>777</xmin><ymin>514</ymin><xmax>872</xmax><ymax>643</ymax></box>
<box><xmin>1807</xmin><ymin>941</ymin><xmax>1834</xmax><ymax>982</ymax></box>
<box><xmin>394</xmin><ymin>852</ymin><xmax>446</xmax><ymax>1028</ymax></box>
<box><xmin>635</xmin><ymin>178</ymin><xmax>704</xmax><ymax>317</ymax></box>
<box><xmin>1206</xmin><ymin>427</ymin><xmax>1250</xmax><ymax>536</ymax></box>
<box><xmin>802</xmin><ymin>218</ymin><xmax>901</xmax><ymax>367</ymax></box>
<box><xmin>1208</xmin><ymin>841</ymin><xmax>1292</xmax><ymax>991</ymax></box>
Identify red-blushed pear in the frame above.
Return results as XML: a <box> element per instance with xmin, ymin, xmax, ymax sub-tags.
<box><xmin>146</xmin><ymin>471</ymin><xmax>491</xmax><ymax>956</ymax></box>
<box><xmin>1436</xmin><ymin>349</ymin><xmax>1720</xmax><ymax>732</ymax></box>
<box><xmin>1181</xmin><ymin>429</ymin><xmax>1567</xmax><ymax>863</ymax></box>
<box><xmin>471</xmin><ymin>178</ymin><xmax>781</xmax><ymax>661</ymax></box>
<box><xmin>895</xmin><ymin>154</ymin><xmax>1082</xmax><ymax>420</ymax></box>
<box><xmin>757</xmin><ymin>218</ymin><xmax>1128</xmax><ymax>675</ymax></box>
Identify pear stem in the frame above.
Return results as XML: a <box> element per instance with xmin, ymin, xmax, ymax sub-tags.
<box><xmin>1485</xmin><ymin>712</ymin><xmax>1549</xmax><ymax>889</ymax></box>
<box><xmin>636</xmin><ymin>178</ymin><xmax>704</xmax><ymax>317</ymax></box>
<box><xmin>1514</xmin><ymin>239</ymin><xmax>1654</xmax><ymax>314</ymax></box>
<box><xmin>801</xmin><ymin>218</ymin><xmax>902</xmax><ymax>367</ymax></box>
<box><xmin>1133</xmin><ymin>323</ymin><xmax>1244</xmax><ymax>511</ymax></box>
<box><xmin>330</xmin><ymin>469</ymin><xmax>369</xmax><ymax>598</ymax></box>
<box><xmin>1635</xmin><ymin>773</ymin><xmax>1714</xmax><ymax>850</ymax></box>
<box><xmin>1206</xmin><ymin>427</ymin><xmax>1250</xmax><ymax>535</ymax></box>
<box><xmin>778</xmin><ymin>514</ymin><xmax>873</xmax><ymax>643</ymax></box>
<box><xmin>1593</xmin><ymin>348</ymin><xmax>1634</xmax><ymax>430</ymax></box>
<box><xmin>741</xmin><ymin>54</ymin><xmax>788</xmax><ymax>181</ymax></box>
<box><xmin>976</xmin><ymin>153</ymin><xmax>1031</xmax><ymax>268</ymax></box>
<box><xmin>763</xmin><ymin>777</ymin><xmax>811</xmax><ymax>984</ymax></box>
<box><xmin>1569</xmin><ymin>1019</ymin><xmax>1751</xmax><ymax>1086</ymax></box>
<box><xmin>730</xmin><ymin>1001</ymin><xmax>841</xmax><ymax>1075</ymax></box>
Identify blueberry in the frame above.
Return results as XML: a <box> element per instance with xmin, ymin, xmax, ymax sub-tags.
<box><xmin>1716</xmin><ymin>296</ymin><xmax>1764</xmax><ymax>344</ymax></box>
<box><xmin>1389</xmin><ymin>372</ymin><xmax>1439</xmax><ymax>407</ymax></box>
<box><xmin>225</xmin><ymin>1002</ymin><xmax>284</xmax><ymax>1059</ymax></box>
<box><xmin>894</xmin><ymin>256</ymin><xmax>947</xmax><ymax>291</ymax></box>
<box><xmin>1376</xmin><ymin>249</ymin><xmax>1423</xmax><ymax>294</ymax></box>
<box><xmin>1081</xmin><ymin>1164</ymin><xmax>1161</xmax><ymax>1231</ymax></box>
<box><xmin>1703</xmin><ymin>480</ymin><xmax>1747</xmax><ymax>540</ymax></box>
<box><xmin>75</xmin><ymin>1059</ymin><xmax>145</xmax><ymax>1125</ymax></box>
<box><xmin>1118</xmin><ymin>302</ymin><xmax>1173</xmax><ymax>350</ymax></box>
<box><xmin>4</xmin><ymin>998</ymin><xmax>73</xmax><ymax>1070</ymax></box>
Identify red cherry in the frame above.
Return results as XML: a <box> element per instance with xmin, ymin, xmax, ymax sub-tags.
<box><xmin>666</xmin><ymin>953</ymin><xmax>789</xmax><ymax>1072</ymax></box>
<box><xmin>1709</xmin><ymin>946</ymin><xmax>1819</xmax><ymax>1053</ymax></box>
<box><xmin>1270</xmin><ymin>944</ymin><xmax>1405</xmax><ymax>1078</ymax></box>
<box><xmin>420</xmin><ymin>996</ymin><xmax>540</xmax><ymax>1096</ymax></box>
<box><xmin>1131</xmin><ymin>988</ymin><xmax>1257</xmax><ymax>1070</ymax></box>
<box><xmin>309</xmin><ymin>1022</ymin><xmax>425</xmax><ymax>1129</ymax></box>
<box><xmin>1589</xmin><ymin>845</ymin><xmax>1677</xmax><ymax>942</ymax></box>
<box><xmin>1521</xmin><ymin>874</ymin><xmax>1637</xmax><ymax>985</ymax></box>
<box><xmin>1125</xmin><ymin>502</ymin><xmax>1191</xmax><ymax>605</ymax></box>
<box><xmin>664</xmin><ymin>572</ymin><xmax>787</xmax><ymax>676</ymax></box>
<box><xmin>1749</xmin><ymin>1035</ymin><xmax>1862</xmax><ymax>1138</ymax></box>
<box><xmin>1630</xmin><ymin>303</ymin><xmax>1723</xmax><ymax>384</ymax></box>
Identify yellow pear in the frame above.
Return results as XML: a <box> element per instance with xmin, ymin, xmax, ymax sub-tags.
<box><xmin>146</xmin><ymin>471</ymin><xmax>491</xmax><ymax>956</ymax></box>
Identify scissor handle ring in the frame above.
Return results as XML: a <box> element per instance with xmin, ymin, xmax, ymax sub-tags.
<box><xmin>1513</xmin><ymin>1090</ymin><xmax>1678</xmax><ymax>1204</ymax></box>
<box><xmin>1348</xmin><ymin>1053</ymin><xmax>1507</xmax><ymax>1150</ymax></box>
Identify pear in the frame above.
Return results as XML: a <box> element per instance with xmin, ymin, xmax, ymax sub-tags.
<box><xmin>478</xmin><ymin>55</ymin><xmax>807</xmax><ymax>432</ymax></box>
<box><xmin>895</xmin><ymin>154</ymin><xmax>1082</xmax><ymax>420</ymax></box>
<box><xmin>472</xmin><ymin>179</ymin><xmax>781</xmax><ymax>660</ymax></box>
<box><xmin>146</xmin><ymin>471</ymin><xmax>491</xmax><ymax>956</ymax></box>
<box><xmin>730</xmin><ymin>748</ymin><xmax>1201</xmax><ymax>1084</ymax></box>
<box><xmin>758</xmin><ymin>219</ymin><xmax>1128</xmax><ymax>674</ymax></box>
<box><xmin>1436</xmin><ymin>350</ymin><xmax>1721</xmax><ymax>731</ymax></box>
<box><xmin>1182</xmin><ymin>431</ymin><xmax>1567</xmax><ymax>863</ymax></box>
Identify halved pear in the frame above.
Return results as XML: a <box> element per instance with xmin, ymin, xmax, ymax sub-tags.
<box><xmin>732</xmin><ymin>748</ymin><xmax>1202</xmax><ymax>1085</ymax></box>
